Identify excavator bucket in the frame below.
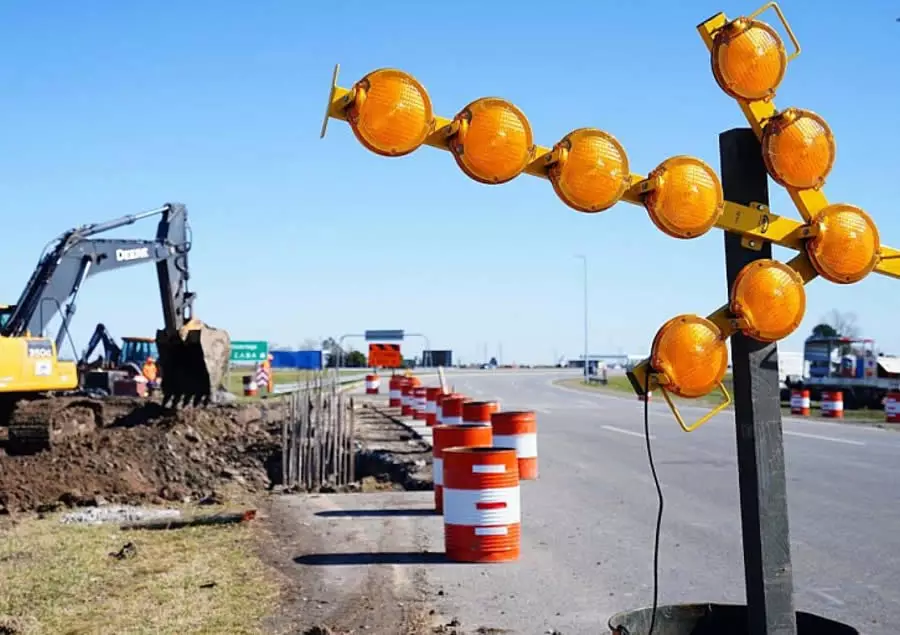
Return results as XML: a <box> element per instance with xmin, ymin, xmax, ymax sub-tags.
<box><xmin>156</xmin><ymin>319</ymin><xmax>230</xmax><ymax>407</ymax></box>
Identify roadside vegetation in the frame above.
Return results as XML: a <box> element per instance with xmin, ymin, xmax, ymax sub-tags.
<box><xmin>0</xmin><ymin>508</ymin><xmax>278</xmax><ymax>635</ymax></box>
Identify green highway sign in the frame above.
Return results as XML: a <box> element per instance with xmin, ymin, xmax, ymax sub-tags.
<box><xmin>230</xmin><ymin>340</ymin><xmax>269</xmax><ymax>363</ymax></box>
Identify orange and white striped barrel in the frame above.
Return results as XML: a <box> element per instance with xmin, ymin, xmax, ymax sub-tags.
<box><xmin>463</xmin><ymin>401</ymin><xmax>500</xmax><ymax>426</ymax></box>
<box><xmin>412</xmin><ymin>387</ymin><xmax>428</xmax><ymax>420</ymax></box>
<box><xmin>491</xmin><ymin>411</ymin><xmax>538</xmax><ymax>480</ymax></box>
<box><xmin>425</xmin><ymin>387</ymin><xmax>442</xmax><ymax>426</ymax></box>
<box><xmin>790</xmin><ymin>389</ymin><xmax>810</xmax><ymax>416</ymax></box>
<box><xmin>242</xmin><ymin>375</ymin><xmax>258</xmax><ymax>397</ymax></box>
<box><xmin>437</xmin><ymin>392</ymin><xmax>465</xmax><ymax>424</ymax></box>
<box><xmin>443</xmin><ymin>446</ymin><xmax>520</xmax><ymax>563</ymax></box>
<box><xmin>432</xmin><ymin>423</ymin><xmax>492</xmax><ymax>513</ymax></box>
<box><xmin>440</xmin><ymin>395</ymin><xmax>470</xmax><ymax>425</ymax></box>
<box><xmin>400</xmin><ymin>380</ymin><xmax>415</xmax><ymax>416</ymax></box>
<box><xmin>821</xmin><ymin>390</ymin><xmax>844</xmax><ymax>419</ymax></box>
<box><xmin>401</xmin><ymin>377</ymin><xmax>421</xmax><ymax>416</ymax></box>
<box><xmin>885</xmin><ymin>391</ymin><xmax>900</xmax><ymax>423</ymax></box>
<box><xmin>365</xmin><ymin>373</ymin><xmax>380</xmax><ymax>395</ymax></box>
<box><xmin>389</xmin><ymin>375</ymin><xmax>407</xmax><ymax>408</ymax></box>
<box><xmin>435</xmin><ymin>391</ymin><xmax>449</xmax><ymax>424</ymax></box>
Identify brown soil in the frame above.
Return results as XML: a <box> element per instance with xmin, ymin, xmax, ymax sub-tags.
<box><xmin>352</xmin><ymin>402</ymin><xmax>433</xmax><ymax>490</ymax></box>
<box><xmin>0</xmin><ymin>395</ymin><xmax>288</xmax><ymax>514</ymax></box>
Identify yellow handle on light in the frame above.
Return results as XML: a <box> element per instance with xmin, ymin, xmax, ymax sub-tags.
<box><xmin>750</xmin><ymin>2</ymin><xmax>801</xmax><ymax>62</ymax></box>
<box><xmin>658</xmin><ymin>381</ymin><xmax>733</xmax><ymax>433</ymax></box>
<box><xmin>320</xmin><ymin>63</ymin><xmax>341</xmax><ymax>139</ymax></box>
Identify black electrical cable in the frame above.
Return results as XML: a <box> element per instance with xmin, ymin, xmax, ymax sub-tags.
<box><xmin>644</xmin><ymin>369</ymin><xmax>664</xmax><ymax>635</ymax></box>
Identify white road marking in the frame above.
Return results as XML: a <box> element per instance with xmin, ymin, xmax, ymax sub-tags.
<box><xmin>602</xmin><ymin>425</ymin><xmax>654</xmax><ymax>440</ymax></box>
<box><xmin>783</xmin><ymin>430</ymin><xmax>864</xmax><ymax>446</ymax></box>
<box><xmin>807</xmin><ymin>588</ymin><xmax>845</xmax><ymax>606</ymax></box>
<box><xmin>787</xmin><ymin>416</ymin><xmax>888</xmax><ymax>433</ymax></box>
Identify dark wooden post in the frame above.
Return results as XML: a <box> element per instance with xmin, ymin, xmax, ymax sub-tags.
<box><xmin>720</xmin><ymin>127</ymin><xmax>797</xmax><ymax>635</ymax></box>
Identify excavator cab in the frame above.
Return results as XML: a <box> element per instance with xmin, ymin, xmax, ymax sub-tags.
<box><xmin>120</xmin><ymin>337</ymin><xmax>158</xmax><ymax>367</ymax></box>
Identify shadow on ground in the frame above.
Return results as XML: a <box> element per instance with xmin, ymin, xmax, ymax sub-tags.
<box><xmin>315</xmin><ymin>508</ymin><xmax>438</xmax><ymax>518</ymax></box>
<box><xmin>294</xmin><ymin>551</ymin><xmax>450</xmax><ymax>565</ymax></box>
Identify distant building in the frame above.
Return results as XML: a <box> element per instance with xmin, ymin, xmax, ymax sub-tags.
<box><xmin>421</xmin><ymin>350</ymin><xmax>453</xmax><ymax>368</ymax></box>
<box><xmin>568</xmin><ymin>354</ymin><xmax>638</xmax><ymax>369</ymax></box>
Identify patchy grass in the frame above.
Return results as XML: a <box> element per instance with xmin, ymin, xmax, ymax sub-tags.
<box><xmin>224</xmin><ymin>368</ymin><xmax>362</xmax><ymax>397</ymax></box>
<box><xmin>0</xmin><ymin>508</ymin><xmax>279</xmax><ymax>635</ymax></box>
<box><xmin>556</xmin><ymin>376</ymin><xmax>888</xmax><ymax>422</ymax></box>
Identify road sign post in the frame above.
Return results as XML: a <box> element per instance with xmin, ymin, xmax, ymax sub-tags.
<box><xmin>721</xmin><ymin>127</ymin><xmax>796</xmax><ymax>635</ymax></box>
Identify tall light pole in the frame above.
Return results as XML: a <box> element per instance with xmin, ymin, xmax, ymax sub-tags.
<box><xmin>575</xmin><ymin>254</ymin><xmax>588</xmax><ymax>382</ymax></box>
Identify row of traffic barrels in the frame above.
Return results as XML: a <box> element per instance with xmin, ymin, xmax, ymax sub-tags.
<box><xmin>791</xmin><ymin>388</ymin><xmax>900</xmax><ymax>422</ymax></box>
<box><xmin>388</xmin><ymin>374</ymin><xmax>537</xmax><ymax>563</ymax></box>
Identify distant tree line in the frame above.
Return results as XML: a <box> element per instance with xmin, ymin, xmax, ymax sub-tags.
<box><xmin>320</xmin><ymin>337</ymin><xmax>367</xmax><ymax>367</ymax></box>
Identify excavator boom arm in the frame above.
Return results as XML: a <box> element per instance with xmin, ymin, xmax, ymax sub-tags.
<box><xmin>0</xmin><ymin>203</ymin><xmax>194</xmax><ymax>349</ymax></box>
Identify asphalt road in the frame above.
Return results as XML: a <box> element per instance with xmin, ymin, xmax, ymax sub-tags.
<box><xmin>296</xmin><ymin>369</ymin><xmax>900</xmax><ymax>634</ymax></box>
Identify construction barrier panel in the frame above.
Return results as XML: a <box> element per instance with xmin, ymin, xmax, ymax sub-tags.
<box><xmin>412</xmin><ymin>387</ymin><xmax>428</xmax><ymax>420</ymax></box>
<box><xmin>821</xmin><ymin>390</ymin><xmax>844</xmax><ymax>419</ymax></box>
<box><xmin>463</xmin><ymin>401</ymin><xmax>500</xmax><ymax>426</ymax></box>
<box><xmin>886</xmin><ymin>391</ymin><xmax>900</xmax><ymax>423</ymax></box>
<box><xmin>388</xmin><ymin>375</ymin><xmax>406</xmax><ymax>408</ymax></box>
<box><xmin>790</xmin><ymin>389</ymin><xmax>811</xmax><ymax>416</ymax></box>
<box><xmin>425</xmin><ymin>387</ymin><xmax>442</xmax><ymax>426</ymax></box>
<box><xmin>242</xmin><ymin>375</ymin><xmax>258</xmax><ymax>397</ymax></box>
<box><xmin>491</xmin><ymin>411</ymin><xmax>538</xmax><ymax>480</ymax></box>
<box><xmin>443</xmin><ymin>446</ymin><xmax>521</xmax><ymax>563</ymax></box>
<box><xmin>365</xmin><ymin>373</ymin><xmax>380</xmax><ymax>395</ymax></box>
<box><xmin>440</xmin><ymin>395</ymin><xmax>470</xmax><ymax>425</ymax></box>
<box><xmin>432</xmin><ymin>423</ymin><xmax>492</xmax><ymax>513</ymax></box>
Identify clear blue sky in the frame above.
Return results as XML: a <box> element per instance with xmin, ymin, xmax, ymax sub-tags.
<box><xmin>2</xmin><ymin>0</ymin><xmax>898</xmax><ymax>365</ymax></box>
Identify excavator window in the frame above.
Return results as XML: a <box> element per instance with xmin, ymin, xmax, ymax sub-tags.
<box><xmin>0</xmin><ymin>306</ymin><xmax>13</xmax><ymax>330</ymax></box>
<box><xmin>121</xmin><ymin>338</ymin><xmax>158</xmax><ymax>365</ymax></box>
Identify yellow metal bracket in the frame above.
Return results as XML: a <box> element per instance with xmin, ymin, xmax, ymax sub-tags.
<box><xmin>320</xmin><ymin>64</ymin><xmax>341</xmax><ymax>139</ymax></box>
<box><xmin>627</xmin><ymin>250</ymin><xmax>819</xmax><ymax>404</ymax></box>
<box><xmin>697</xmin><ymin>9</ymin><xmax>821</xmax><ymax>223</ymax></box>
<box><xmin>319</xmin><ymin>62</ymin><xmax>900</xmax><ymax>278</ymax></box>
<box><xmin>749</xmin><ymin>2</ymin><xmax>801</xmax><ymax>62</ymax></box>
<box><xmin>656</xmin><ymin>377</ymin><xmax>733</xmax><ymax>433</ymax></box>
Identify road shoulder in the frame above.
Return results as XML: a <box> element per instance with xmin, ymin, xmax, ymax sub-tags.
<box><xmin>257</xmin><ymin>492</ymin><xmax>440</xmax><ymax>634</ymax></box>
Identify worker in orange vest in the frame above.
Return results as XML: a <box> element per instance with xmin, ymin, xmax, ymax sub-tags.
<box><xmin>142</xmin><ymin>356</ymin><xmax>159</xmax><ymax>395</ymax></box>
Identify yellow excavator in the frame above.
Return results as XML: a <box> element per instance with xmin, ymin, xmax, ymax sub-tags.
<box><xmin>0</xmin><ymin>203</ymin><xmax>230</xmax><ymax>454</ymax></box>
<box><xmin>0</xmin><ymin>303</ymin><xmax>79</xmax><ymax>399</ymax></box>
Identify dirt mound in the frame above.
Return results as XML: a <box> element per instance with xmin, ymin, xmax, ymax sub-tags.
<box><xmin>0</xmin><ymin>396</ymin><xmax>287</xmax><ymax>514</ymax></box>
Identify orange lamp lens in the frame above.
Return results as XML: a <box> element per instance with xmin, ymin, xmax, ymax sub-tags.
<box><xmin>643</xmin><ymin>156</ymin><xmax>724</xmax><ymax>239</ymax></box>
<box><xmin>548</xmin><ymin>128</ymin><xmax>630</xmax><ymax>213</ymax></box>
<box><xmin>346</xmin><ymin>69</ymin><xmax>434</xmax><ymax>157</ymax></box>
<box><xmin>730</xmin><ymin>260</ymin><xmax>806</xmax><ymax>342</ymax></box>
<box><xmin>711</xmin><ymin>18</ymin><xmax>787</xmax><ymax>101</ymax></box>
<box><xmin>650</xmin><ymin>315</ymin><xmax>729</xmax><ymax>399</ymax></box>
<box><xmin>806</xmin><ymin>204</ymin><xmax>881</xmax><ymax>284</ymax></box>
<box><xmin>761</xmin><ymin>108</ymin><xmax>835</xmax><ymax>190</ymax></box>
<box><xmin>449</xmin><ymin>97</ymin><xmax>534</xmax><ymax>184</ymax></box>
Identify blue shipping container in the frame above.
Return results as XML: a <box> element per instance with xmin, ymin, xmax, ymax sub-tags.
<box><xmin>270</xmin><ymin>350</ymin><xmax>322</xmax><ymax>370</ymax></box>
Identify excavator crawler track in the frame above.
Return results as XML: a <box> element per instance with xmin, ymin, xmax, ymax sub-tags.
<box><xmin>4</xmin><ymin>395</ymin><xmax>106</xmax><ymax>455</ymax></box>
